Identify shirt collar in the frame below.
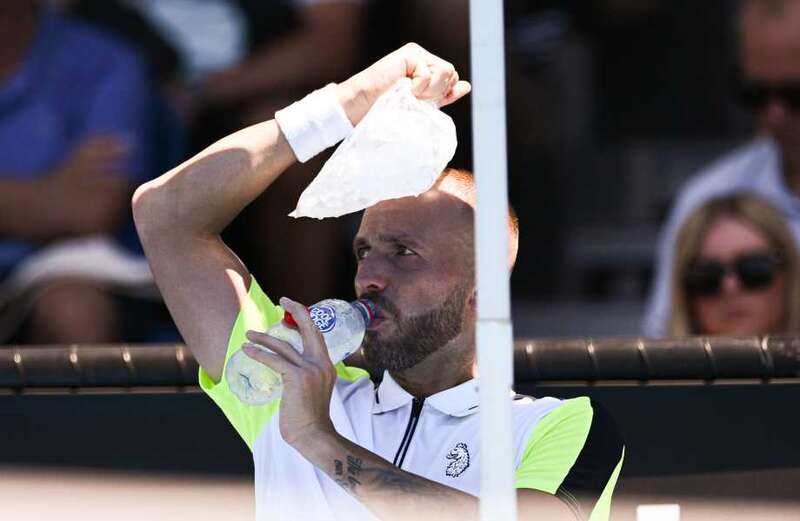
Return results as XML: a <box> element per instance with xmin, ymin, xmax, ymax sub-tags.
<box><xmin>373</xmin><ymin>371</ymin><xmax>481</xmax><ymax>417</ymax></box>
<box><xmin>372</xmin><ymin>371</ymin><xmax>413</xmax><ymax>414</ymax></box>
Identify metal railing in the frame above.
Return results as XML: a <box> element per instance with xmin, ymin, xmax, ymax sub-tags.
<box><xmin>1</xmin><ymin>336</ymin><xmax>798</xmax><ymax>390</ymax></box>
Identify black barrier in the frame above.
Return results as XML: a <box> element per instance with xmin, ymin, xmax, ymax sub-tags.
<box><xmin>1</xmin><ymin>337</ymin><xmax>799</xmax><ymax>389</ymax></box>
<box><xmin>0</xmin><ymin>344</ymin><xmax>195</xmax><ymax>389</ymax></box>
<box><xmin>514</xmin><ymin>336</ymin><xmax>800</xmax><ymax>381</ymax></box>
<box><xmin>0</xmin><ymin>339</ymin><xmax>798</xmax><ymax>505</ymax></box>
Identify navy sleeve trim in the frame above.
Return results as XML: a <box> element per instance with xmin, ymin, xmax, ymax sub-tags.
<box><xmin>555</xmin><ymin>399</ymin><xmax>625</xmax><ymax>520</ymax></box>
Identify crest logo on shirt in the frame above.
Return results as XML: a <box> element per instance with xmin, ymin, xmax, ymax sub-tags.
<box><xmin>309</xmin><ymin>305</ymin><xmax>336</xmax><ymax>333</ymax></box>
<box><xmin>445</xmin><ymin>442</ymin><xmax>470</xmax><ymax>477</ymax></box>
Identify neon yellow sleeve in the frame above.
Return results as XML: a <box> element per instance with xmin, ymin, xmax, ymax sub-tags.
<box><xmin>515</xmin><ymin>397</ymin><xmax>624</xmax><ymax>521</ymax></box>
<box><xmin>588</xmin><ymin>448</ymin><xmax>624</xmax><ymax>521</ymax></box>
<box><xmin>198</xmin><ymin>277</ymin><xmax>372</xmax><ymax>451</ymax></box>
<box><xmin>515</xmin><ymin>397</ymin><xmax>594</xmax><ymax>493</ymax></box>
<box><xmin>199</xmin><ymin>277</ymin><xmax>283</xmax><ymax>451</ymax></box>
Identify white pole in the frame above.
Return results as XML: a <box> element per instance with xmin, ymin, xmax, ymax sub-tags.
<box><xmin>469</xmin><ymin>1</ymin><xmax>516</xmax><ymax>521</ymax></box>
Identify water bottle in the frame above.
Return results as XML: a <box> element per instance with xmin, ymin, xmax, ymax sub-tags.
<box><xmin>226</xmin><ymin>298</ymin><xmax>375</xmax><ymax>405</ymax></box>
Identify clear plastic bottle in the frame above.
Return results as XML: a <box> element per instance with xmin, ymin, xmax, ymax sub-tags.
<box><xmin>225</xmin><ymin>299</ymin><xmax>375</xmax><ymax>405</ymax></box>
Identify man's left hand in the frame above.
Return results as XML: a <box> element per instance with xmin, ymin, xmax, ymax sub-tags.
<box><xmin>243</xmin><ymin>297</ymin><xmax>337</xmax><ymax>447</ymax></box>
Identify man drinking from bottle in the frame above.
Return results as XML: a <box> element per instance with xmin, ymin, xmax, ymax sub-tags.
<box><xmin>133</xmin><ymin>43</ymin><xmax>623</xmax><ymax>521</ymax></box>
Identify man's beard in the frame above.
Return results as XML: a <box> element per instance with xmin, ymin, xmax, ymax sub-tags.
<box><xmin>361</xmin><ymin>284</ymin><xmax>470</xmax><ymax>372</ymax></box>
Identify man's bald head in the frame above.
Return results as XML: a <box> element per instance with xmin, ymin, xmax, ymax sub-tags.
<box><xmin>429</xmin><ymin>168</ymin><xmax>519</xmax><ymax>271</ymax></box>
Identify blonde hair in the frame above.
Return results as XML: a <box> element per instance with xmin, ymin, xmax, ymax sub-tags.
<box><xmin>668</xmin><ymin>192</ymin><xmax>800</xmax><ymax>335</ymax></box>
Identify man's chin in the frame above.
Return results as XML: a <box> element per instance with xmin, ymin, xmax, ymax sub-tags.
<box><xmin>362</xmin><ymin>348</ymin><xmax>387</xmax><ymax>372</ymax></box>
<box><xmin>364</xmin><ymin>322</ymin><xmax>395</xmax><ymax>344</ymax></box>
<box><xmin>363</xmin><ymin>342</ymin><xmax>407</xmax><ymax>372</ymax></box>
<box><xmin>362</xmin><ymin>341</ymin><xmax>436</xmax><ymax>373</ymax></box>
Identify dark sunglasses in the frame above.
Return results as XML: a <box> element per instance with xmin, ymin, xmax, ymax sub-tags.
<box><xmin>738</xmin><ymin>80</ymin><xmax>800</xmax><ymax>112</ymax></box>
<box><xmin>684</xmin><ymin>252</ymin><xmax>783</xmax><ymax>297</ymax></box>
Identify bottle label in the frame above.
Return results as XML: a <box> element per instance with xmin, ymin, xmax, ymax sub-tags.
<box><xmin>310</xmin><ymin>305</ymin><xmax>337</xmax><ymax>333</ymax></box>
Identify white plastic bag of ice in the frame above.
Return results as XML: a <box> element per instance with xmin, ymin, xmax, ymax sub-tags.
<box><xmin>290</xmin><ymin>78</ymin><xmax>457</xmax><ymax>219</ymax></box>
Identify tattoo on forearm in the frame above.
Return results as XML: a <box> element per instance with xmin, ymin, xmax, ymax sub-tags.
<box><xmin>333</xmin><ymin>456</ymin><xmax>363</xmax><ymax>492</ymax></box>
<box><xmin>332</xmin><ymin>454</ymin><xmax>443</xmax><ymax>498</ymax></box>
<box><xmin>347</xmin><ymin>455</ymin><xmax>363</xmax><ymax>475</ymax></box>
<box><xmin>370</xmin><ymin>468</ymin><xmax>429</xmax><ymax>494</ymax></box>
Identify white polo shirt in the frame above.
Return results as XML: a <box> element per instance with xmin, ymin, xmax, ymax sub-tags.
<box><xmin>201</xmin><ymin>278</ymin><xmax>624</xmax><ymax>521</ymax></box>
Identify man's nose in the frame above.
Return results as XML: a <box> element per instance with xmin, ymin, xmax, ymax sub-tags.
<box><xmin>354</xmin><ymin>257</ymin><xmax>389</xmax><ymax>294</ymax></box>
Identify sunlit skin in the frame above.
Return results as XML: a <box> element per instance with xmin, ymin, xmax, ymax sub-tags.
<box><xmin>692</xmin><ymin>216</ymin><xmax>786</xmax><ymax>335</ymax></box>
<box><xmin>353</xmin><ymin>189</ymin><xmax>477</xmax><ymax>398</ymax></box>
<box><xmin>740</xmin><ymin>1</ymin><xmax>800</xmax><ymax>189</ymax></box>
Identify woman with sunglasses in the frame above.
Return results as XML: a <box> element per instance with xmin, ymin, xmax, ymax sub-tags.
<box><xmin>668</xmin><ymin>193</ymin><xmax>800</xmax><ymax>336</ymax></box>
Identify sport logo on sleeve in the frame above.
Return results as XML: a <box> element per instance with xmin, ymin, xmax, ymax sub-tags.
<box><xmin>309</xmin><ymin>305</ymin><xmax>336</xmax><ymax>333</ymax></box>
<box><xmin>445</xmin><ymin>442</ymin><xmax>470</xmax><ymax>477</ymax></box>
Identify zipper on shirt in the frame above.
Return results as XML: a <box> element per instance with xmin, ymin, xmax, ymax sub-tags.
<box><xmin>392</xmin><ymin>397</ymin><xmax>424</xmax><ymax>469</ymax></box>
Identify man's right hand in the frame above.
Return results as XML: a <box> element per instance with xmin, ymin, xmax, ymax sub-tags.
<box><xmin>336</xmin><ymin>43</ymin><xmax>472</xmax><ymax>127</ymax></box>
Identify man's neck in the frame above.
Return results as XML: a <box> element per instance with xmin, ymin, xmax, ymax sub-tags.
<box><xmin>388</xmin><ymin>332</ymin><xmax>475</xmax><ymax>399</ymax></box>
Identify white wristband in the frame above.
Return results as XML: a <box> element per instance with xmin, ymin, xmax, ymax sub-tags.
<box><xmin>274</xmin><ymin>83</ymin><xmax>354</xmax><ymax>163</ymax></box>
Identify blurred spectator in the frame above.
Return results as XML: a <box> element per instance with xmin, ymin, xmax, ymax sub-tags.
<box><xmin>195</xmin><ymin>0</ymin><xmax>364</xmax><ymax>120</ymax></box>
<box><xmin>0</xmin><ymin>0</ymin><xmax>157</xmax><ymax>344</ymax></box>
<box><xmin>644</xmin><ymin>0</ymin><xmax>800</xmax><ymax>335</ymax></box>
<box><xmin>55</xmin><ymin>0</ymin><xmax>183</xmax><ymax>86</ymax></box>
<box><xmin>60</xmin><ymin>0</ymin><xmax>190</xmax><ymax>191</ymax></box>
<box><xmin>667</xmin><ymin>193</ymin><xmax>800</xmax><ymax>336</ymax></box>
<box><xmin>107</xmin><ymin>0</ymin><xmax>367</xmax><ymax>304</ymax></box>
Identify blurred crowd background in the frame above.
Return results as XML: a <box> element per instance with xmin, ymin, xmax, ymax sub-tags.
<box><xmin>3</xmin><ymin>0</ymin><xmax>800</xmax><ymax>345</ymax></box>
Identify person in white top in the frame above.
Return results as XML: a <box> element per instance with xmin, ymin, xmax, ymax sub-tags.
<box><xmin>133</xmin><ymin>43</ymin><xmax>623</xmax><ymax>521</ymax></box>
<box><xmin>644</xmin><ymin>0</ymin><xmax>800</xmax><ymax>336</ymax></box>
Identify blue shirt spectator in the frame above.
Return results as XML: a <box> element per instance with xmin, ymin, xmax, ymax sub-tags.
<box><xmin>0</xmin><ymin>11</ymin><xmax>151</xmax><ymax>277</ymax></box>
<box><xmin>0</xmin><ymin>4</ymin><xmax>165</xmax><ymax>345</ymax></box>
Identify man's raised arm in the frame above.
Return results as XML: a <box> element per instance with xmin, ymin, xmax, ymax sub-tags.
<box><xmin>132</xmin><ymin>44</ymin><xmax>470</xmax><ymax>382</ymax></box>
